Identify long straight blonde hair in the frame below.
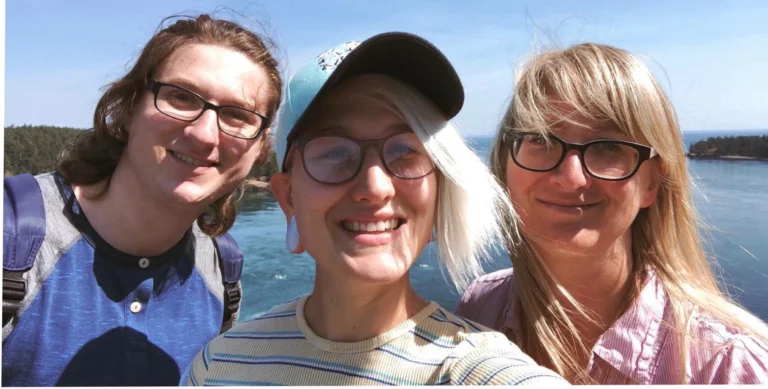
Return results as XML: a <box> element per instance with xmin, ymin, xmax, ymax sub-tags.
<box><xmin>489</xmin><ymin>43</ymin><xmax>768</xmax><ymax>383</ymax></box>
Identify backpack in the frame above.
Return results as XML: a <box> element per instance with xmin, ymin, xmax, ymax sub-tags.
<box><xmin>2</xmin><ymin>174</ymin><xmax>242</xmax><ymax>334</ymax></box>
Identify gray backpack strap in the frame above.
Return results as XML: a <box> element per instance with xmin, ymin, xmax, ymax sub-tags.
<box><xmin>212</xmin><ymin>233</ymin><xmax>243</xmax><ymax>333</ymax></box>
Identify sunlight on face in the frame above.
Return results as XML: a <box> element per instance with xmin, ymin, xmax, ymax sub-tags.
<box><xmin>289</xmin><ymin>76</ymin><xmax>438</xmax><ymax>286</ymax></box>
<box><xmin>125</xmin><ymin>44</ymin><xmax>272</xmax><ymax>209</ymax></box>
<box><xmin>505</xmin><ymin>108</ymin><xmax>658</xmax><ymax>256</ymax></box>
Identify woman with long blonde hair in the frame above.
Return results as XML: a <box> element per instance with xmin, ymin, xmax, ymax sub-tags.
<box><xmin>455</xmin><ymin>43</ymin><xmax>768</xmax><ymax>384</ymax></box>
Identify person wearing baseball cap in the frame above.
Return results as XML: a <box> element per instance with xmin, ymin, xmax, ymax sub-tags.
<box><xmin>184</xmin><ymin>32</ymin><xmax>567</xmax><ymax>386</ymax></box>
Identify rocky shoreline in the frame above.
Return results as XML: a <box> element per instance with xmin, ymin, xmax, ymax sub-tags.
<box><xmin>243</xmin><ymin>177</ymin><xmax>271</xmax><ymax>192</ymax></box>
<box><xmin>686</xmin><ymin>153</ymin><xmax>768</xmax><ymax>161</ymax></box>
<box><xmin>687</xmin><ymin>134</ymin><xmax>767</xmax><ymax>162</ymax></box>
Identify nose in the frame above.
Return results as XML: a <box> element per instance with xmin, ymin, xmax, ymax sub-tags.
<box><xmin>350</xmin><ymin>147</ymin><xmax>395</xmax><ymax>204</ymax></box>
<box><xmin>185</xmin><ymin>109</ymin><xmax>220</xmax><ymax>148</ymax></box>
<box><xmin>551</xmin><ymin>149</ymin><xmax>591</xmax><ymax>190</ymax></box>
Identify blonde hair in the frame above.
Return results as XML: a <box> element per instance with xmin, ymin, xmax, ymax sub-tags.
<box><xmin>291</xmin><ymin>74</ymin><xmax>517</xmax><ymax>291</ymax></box>
<box><xmin>489</xmin><ymin>43</ymin><xmax>768</xmax><ymax>383</ymax></box>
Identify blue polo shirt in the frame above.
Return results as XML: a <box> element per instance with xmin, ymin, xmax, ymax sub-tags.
<box><xmin>2</xmin><ymin>173</ymin><xmax>232</xmax><ymax>386</ymax></box>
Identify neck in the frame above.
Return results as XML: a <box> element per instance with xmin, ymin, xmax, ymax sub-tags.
<box><xmin>533</xmin><ymin>232</ymin><xmax>635</xmax><ymax>348</ymax></box>
<box><xmin>73</xmin><ymin>164</ymin><xmax>204</xmax><ymax>257</ymax></box>
<box><xmin>304</xmin><ymin>270</ymin><xmax>428</xmax><ymax>342</ymax></box>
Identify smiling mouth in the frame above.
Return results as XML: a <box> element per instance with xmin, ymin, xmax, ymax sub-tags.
<box><xmin>169</xmin><ymin>150</ymin><xmax>216</xmax><ymax>168</ymax></box>
<box><xmin>539</xmin><ymin>200</ymin><xmax>600</xmax><ymax>208</ymax></box>
<box><xmin>341</xmin><ymin>218</ymin><xmax>405</xmax><ymax>233</ymax></box>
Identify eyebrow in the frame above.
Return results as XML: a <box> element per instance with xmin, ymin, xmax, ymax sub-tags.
<box><xmin>313</xmin><ymin>125</ymin><xmax>344</xmax><ymax>136</ymax></box>
<box><xmin>156</xmin><ymin>76</ymin><xmax>201</xmax><ymax>93</ymax></box>
<box><xmin>591</xmin><ymin>127</ymin><xmax>634</xmax><ymax>141</ymax></box>
<box><xmin>595</xmin><ymin>126</ymin><xmax>623</xmax><ymax>135</ymax></box>
<box><xmin>155</xmin><ymin>76</ymin><xmax>259</xmax><ymax>112</ymax></box>
<box><xmin>549</xmin><ymin>122</ymin><xmax>625</xmax><ymax>136</ymax></box>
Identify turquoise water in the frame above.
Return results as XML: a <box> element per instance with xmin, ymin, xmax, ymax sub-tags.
<box><xmin>229</xmin><ymin>130</ymin><xmax>768</xmax><ymax>321</ymax></box>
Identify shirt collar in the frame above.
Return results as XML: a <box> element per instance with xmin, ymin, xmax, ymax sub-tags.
<box><xmin>54</xmin><ymin>172</ymin><xmax>195</xmax><ymax>269</ymax></box>
<box><xmin>502</xmin><ymin>276</ymin><xmax>523</xmax><ymax>343</ymax></box>
<box><xmin>503</xmin><ymin>268</ymin><xmax>668</xmax><ymax>384</ymax></box>
<box><xmin>589</xmin><ymin>270</ymin><xmax>668</xmax><ymax>383</ymax></box>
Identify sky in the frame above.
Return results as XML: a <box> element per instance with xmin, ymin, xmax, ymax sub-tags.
<box><xmin>4</xmin><ymin>0</ymin><xmax>768</xmax><ymax>137</ymax></box>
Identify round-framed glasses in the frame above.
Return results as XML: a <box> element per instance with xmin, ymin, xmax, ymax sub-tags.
<box><xmin>506</xmin><ymin>132</ymin><xmax>658</xmax><ymax>181</ymax></box>
<box><xmin>293</xmin><ymin>131</ymin><xmax>435</xmax><ymax>185</ymax></box>
<box><xmin>146</xmin><ymin>80</ymin><xmax>269</xmax><ymax>140</ymax></box>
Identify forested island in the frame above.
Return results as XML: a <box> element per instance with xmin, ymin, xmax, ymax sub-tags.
<box><xmin>687</xmin><ymin>135</ymin><xmax>768</xmax><ymax>161</ymax></box>
<box><xmin>4</xmin><ymin>125</ymin><xmax>278</xmax><ymax>189</ymax></box>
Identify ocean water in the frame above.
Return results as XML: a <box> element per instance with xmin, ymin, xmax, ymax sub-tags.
<box><xmin>229</xmin><ymin>129</ymin><xmax>768</xmax><ymax>321</ymax></box>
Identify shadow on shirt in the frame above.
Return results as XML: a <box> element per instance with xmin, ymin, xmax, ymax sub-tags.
<box><xmin>57</xmin><ymin>327</ymin><xmax>180</xmax><ymax>386</ymax></box>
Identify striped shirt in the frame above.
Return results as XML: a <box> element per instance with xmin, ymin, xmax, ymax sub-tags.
<box><xmin>455</xmin><ymin>268</ymin><xmax>768</xmax><ymax>384</ymax></box>
<box><xmin>183</xmin><ymin>295</ymin><xmax>567</xmax><ymax>386</ymax></box>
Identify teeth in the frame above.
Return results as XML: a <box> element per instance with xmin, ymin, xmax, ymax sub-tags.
<box><xmin>171</xmin><ymin>151</ymin><xmax>208</xmax><ymax>167</ymax></box>
<box><xmin>343</xmin><ymin>219</ymin><xmax>400</xmax><ymax>232</ymax></box>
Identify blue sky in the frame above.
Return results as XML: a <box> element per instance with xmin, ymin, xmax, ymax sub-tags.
<box><xmin>4</xmin><ymin>0</ymin><xmax>768</xmax><ymax>136</ymax></box>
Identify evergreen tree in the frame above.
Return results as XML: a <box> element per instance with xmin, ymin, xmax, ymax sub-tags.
<box><xmin>688</xmin><ymin>135</ymin><xmax>768</xmax><ymax>159</ymax></box>
<box><xmin>4</xmin><ymin>125</ymin><xmax>280</xmax><ymax>177</ymax></box>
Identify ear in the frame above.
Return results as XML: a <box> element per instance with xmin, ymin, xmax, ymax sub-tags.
<box><xmin>270</xmin><ymin>172</ymin><xmax>305</xmax><ymax>254</ymax></box>
<box><xmin>270</xmin><ymin>172</ymin><xmax>294</xmax><ymax>222</ymax></box>
<box><xmin>640</xmin><ymin>161</ymin><xmax>662</xmax><ymax>209</ymax></box>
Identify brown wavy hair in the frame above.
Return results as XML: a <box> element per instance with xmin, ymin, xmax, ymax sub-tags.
<box><xmin>56</xmin><ymin>14</ymin><xmax>283</xmax><ymax>236</ymax></box>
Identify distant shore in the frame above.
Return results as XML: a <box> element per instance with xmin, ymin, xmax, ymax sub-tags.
<box><xmin>687</xmin><ymin>134</ymin><xmax>768</xmax><ymax>162</ymax></box>
<box><xmin>686</xmin><ymin>153</ymin><xmax>768</xmax><ymax>161</ymax></box>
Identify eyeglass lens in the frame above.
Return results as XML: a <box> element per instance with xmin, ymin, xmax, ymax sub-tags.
<box><xmin>301</xmin><ymin>132</ymin><xmax>434</xmax><ymax>184</ymax></box>
<box><xmin>512</xmin><ymin>134</ymin><xmax>641</xmax><ymax>179</ymax></box>
<box><xmin>154</xmin><ymin>84</ymin><xmax>264</xmax><ymax>139</ymax></box>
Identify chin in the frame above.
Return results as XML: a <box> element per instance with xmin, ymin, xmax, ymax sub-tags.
<box><xmin>341</xmin><ymin>253</ymin><xmax>412</xmax><ymax>285</ymax></box>
<box><xmin>529</xmin><ymin>227</ymin><xmax>602</xmax><ymax>251</ymax></box>
<box><xmin>163</xmin><ymin>182</ymin><xmax>220</xmax><ymax>207</ymax></box>
<box><xmin>565</xmin><ymin>234</ymin><xmax>603</xmax><ymax>252</ymax></box>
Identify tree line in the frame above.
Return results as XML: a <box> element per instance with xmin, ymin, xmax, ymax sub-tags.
<box><xmin>688</xmin><ymin>135</ymin><xmax>768</xmax><ymax>159</ymax></box>
<box><xmin>4</xmin><ymin>125</ymin><xmax>279</xmax><ymax>178</ymax></box>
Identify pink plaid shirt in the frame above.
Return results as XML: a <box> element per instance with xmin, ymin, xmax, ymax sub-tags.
<box><xmin>455</xmin><ymin>268</ymin><xmax>768</xmax><ymax>384</ymax></box>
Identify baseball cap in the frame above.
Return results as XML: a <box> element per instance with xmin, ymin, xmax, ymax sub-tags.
<box><xmin>274</xmin><ymin>32</ymin><xmax>464</xmax><ymax>171</ymax></box>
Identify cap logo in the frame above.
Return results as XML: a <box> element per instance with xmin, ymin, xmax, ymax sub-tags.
<box><xmin>316</xmin><ymin>41</ymin><xmax>360</xmax><ymax>73</ymax></box>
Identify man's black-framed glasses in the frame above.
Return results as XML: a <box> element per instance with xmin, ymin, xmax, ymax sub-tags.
<box><xmin>146</xmin><ymin>80</ymin><xmax>269</xmax><ymax>140</ymax></box>
<box><xmin>505</xmin><ymin>132</ymin><xmax>658</xmax><ymax>181</ymax></box>
<box><xmin>293</xmin><ymin>131</ymin><xmax>435</xmax><ymax>185</ymax></box>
